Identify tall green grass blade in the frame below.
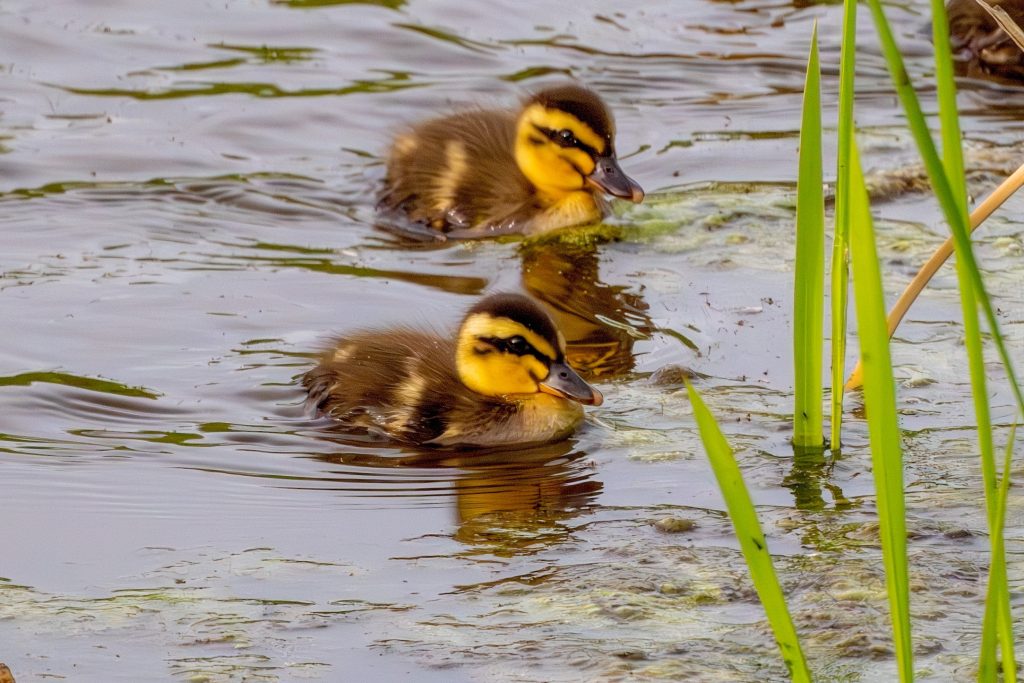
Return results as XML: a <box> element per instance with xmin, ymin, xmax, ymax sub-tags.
<box><xmin>793</xmin><ymin>23</ymin><xmax>825</xmax><ymax>449</ymax></box>
<box><xmin>867</xmin><ymin>4</ymin><xmax>1023</xmax><ymax>663</ymax></box>
<box><xmin>931</xmin><ymin>0</ymin><xmax>966</xmax><ymax>216</ymax></box>
<box><xmin>848</xmin><ymin>142</ymin><xmax>914</xmax><ymax>681</ymax></box>
<box><xmin>686</xmin><ymin>381</ymin><xmax>812</xmax><ymax>682</ymax></box>
<box><xmin>926</xmin><ymin>0</ymin><xmax>1014</xmax><ymax>677</ymax></box>
<box><xmin>830</xmin><ymin>0</ymin><xmax>858</xmax><ymax>450</ymax></box>
<box><xmin>982</xmin><ymin>424</ymin><xmax>1018</xmax><ymax>682</ymax></box>
<box><xmin>864</xmin><ymin>0</ymin><xmax>1024</xmax><ymax>420</ymax></box>
<box><xmin>998</xmin><ymin>425</ymin><xmax>1017</xmax><ymax>681</ymax></box>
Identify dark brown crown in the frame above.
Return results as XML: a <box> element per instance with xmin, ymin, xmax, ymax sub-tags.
<box><xmin>528</xmin><ymin>84</ymin><xmax>614</xmax><ymax>141</ymax></box>
<box><xmin>464</xmin><ymin>293</ymin><xmax>560</xmax><ymax>350</ymax></box>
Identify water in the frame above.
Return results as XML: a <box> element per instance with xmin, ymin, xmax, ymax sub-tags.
<box><xmin>1</xmin><ymin>0</ymin><xmax>1023</xmax><ymax>680</ymax></box>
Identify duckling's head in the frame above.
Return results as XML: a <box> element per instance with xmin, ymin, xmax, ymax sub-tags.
<box><xmin>455</xmin><ymin>293</ymin><xmax>603</xmax><ymax>405</ymax></box>
<box><xmin>514</xmin><ymin>84</ymin><xmax>644</xmax><ymax>205</ymax></box>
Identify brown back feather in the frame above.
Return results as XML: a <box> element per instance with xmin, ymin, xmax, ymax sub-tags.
<box><xmin>381</xmin><ymin>110</ymin><xmax>533</xmax><ymax>229</ymax></box>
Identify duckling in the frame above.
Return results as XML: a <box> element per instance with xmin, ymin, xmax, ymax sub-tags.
<box><xmin>378</xmin><ymin>84</ymin><xmax>644</xmax><ymax>238</ymax></box>
<box><xmin>303</xmin><ymin>293</ymin><xmax>603</xmax><ymax>447</ymax></box>
<box><xmin>947</xmin><ymin>0</ymin><xmax>1024</xmax><ymax>83</ymax></box>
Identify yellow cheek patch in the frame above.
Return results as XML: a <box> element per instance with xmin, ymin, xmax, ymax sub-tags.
<box><xmin>515</xmin><ymin>105</ymin><xmax>608</xmax><ymax>199</ymax></box>
<box><xmin>458</xmin><ymin>354</ymin><xmax>539</xmax><ymax>396</ymax></box>
<box><xmin>455</xmin><ymin>313</ymin><xmax>560</xmax><ymax>398</ymax></box>
<box><xmin>521</xmin><ymin>355</ymin><xmax>550</xmax><ymax>382</ymax></box>
<box><xmin>516</xmin><ymin>146</ymin><xmax>586</xmax><ymax>198</ymax></box>
<box><xmin>563</xmin><ymin>148</ymin><xmax>595</xmax><ymax>175</ymax></box>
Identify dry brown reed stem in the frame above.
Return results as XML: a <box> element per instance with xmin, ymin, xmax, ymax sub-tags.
<box><xmin>973</xmin><ymin>0</ymin><xmax>1024</xmax><ymax>51</ymax></box>
<box><xmin>845</xmin><ymin>161</ymin><xmax>1024</xmax><ymax>390</ymax></box>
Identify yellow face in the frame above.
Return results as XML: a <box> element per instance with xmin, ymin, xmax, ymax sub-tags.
<box><xmin>456</xmin><ymin>312</ymin><xmax>561</xmax><ymax>396</ymax></box>
<box><xmin>454</xmin><ymin>297</ymin><xmax>604</xmax><ymax>406</ymax></box>
<box><xmin>514</xmin><ymin>103</ymin><xmax>607</xmax><ymax>200</ymax></box>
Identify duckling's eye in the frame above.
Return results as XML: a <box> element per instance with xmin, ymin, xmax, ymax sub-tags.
<box><xmin>556</xmin><ymin>129</ymin><xmax>577</xmax><ymax>147</ymax></box>
<box><xmin>507</xmin><ymin>336</ymin><xmax>529</xmax><ymax>354</ymax></box>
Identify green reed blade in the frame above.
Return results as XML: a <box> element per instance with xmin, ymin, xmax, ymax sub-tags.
<box><xmin>996</xmin><ymin>425</ymin><xmax>1018</xmax><ymax>681</ymax></box>
<box><xmin>926</xmin><ymin>0</ymin><xmax>1014</xmax><ymax>677</ymax></box>
<box><xmin>793</xmin><ymin>22</ymin><xmax>825</xmax><ymax>450</ymax></box>
<box><xmin>864</xmin><ymin>0</ymin><xmax>1024</xmax><ymax>421</ymax></box>
<box><xmin>982</xmin><ymin>424</ymin><xmax>1018</xmax><ymax>682</ymax></box>
<box><xmin>830</xmin><ymin>0</ymin><xmax>858</xmax><ymax>451</ymax></box>
<box><xmin>869</xmin><ymin>0</ymin><xmax>1018</xmax><ymax>674</ymax></box>
<box><xmin>686</xmin><ymin>380</ymin><xmax>812</xmax><ymax>682</ymax></box>
<box><xmin>931</xmin><ymin>0</ymin><xmax>966</xmax><ymax>217</ymax></box>
<box><xmin>848</xmin><ymin>142</ymin><xmax>913</xmax><ymax>682</ymax></box>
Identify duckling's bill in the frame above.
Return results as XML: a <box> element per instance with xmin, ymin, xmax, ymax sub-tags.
<box><xmin>539</xmin><ymin>360</ymin><xmax>604</xmax><ymax>406</ymax></box>
<box><xmin>586</xmin><ymin>154</ymin><xmax>644</xmax><ymax>203</ymax></box>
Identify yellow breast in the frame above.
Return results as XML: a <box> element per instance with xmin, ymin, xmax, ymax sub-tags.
<box><xmin>528</xmin><ymin>192</ymin><xmax>603</xmax><ymax>234</ymax></box>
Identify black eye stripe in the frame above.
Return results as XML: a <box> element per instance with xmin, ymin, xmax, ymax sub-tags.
<box><xmin>531</xmin><ymin>124</ymin><xmax>600</xmax><ymax>158</ymax></box>
<box><xmin>478</xmin><ymin>335</ymin><xmax>552</xmax><ymax>364</ymax></box>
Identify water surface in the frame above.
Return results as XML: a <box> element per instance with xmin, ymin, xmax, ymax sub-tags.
<box><xmin>2</xmin><ymin>0</ymin><xmax>1023</xmax><ymax>680</ymax></box>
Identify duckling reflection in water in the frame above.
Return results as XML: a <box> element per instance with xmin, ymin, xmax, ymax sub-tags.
<box><xmin>303</xmin><ymin>293</ymin><xmax>602</xmax><ymax>448</ymax></box>
<box><xmin>520</xmin><ymin>240</ymin><xmax>652</xmax><ymax>379</ymax></box>
<box><xmin>947</xmin><ymin>0</ymin><xmax>1024</xmax><ymax>82</ymax></box>
<box><xmin>378</xmin><ymin>84</ymin><xmax>644</xmax><ymax>238</ymax></box>
<box><xmin>311</xmin><ymin>442</ymin><xmax>603</xmax><ymax>549</ymax></box>
<box><xmin>452</xmin><ymin>454</ymin><xmax>603</xmax><ymax>547</ymax></box>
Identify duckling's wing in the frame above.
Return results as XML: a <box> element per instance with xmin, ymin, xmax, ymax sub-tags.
<box><xmin>381</xmin><ymin>109</ymin><xmax>534</xmax><ymax>232</ymax></box>
<box><xmin>303</xmin><ymin>331</ymin><xmax>404</xmax><ymax>425</ymax></box>
<box><xmin>303</xmin><ymin>329</ymin><xmax>468</xmax><ymax>444</ymax></box>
